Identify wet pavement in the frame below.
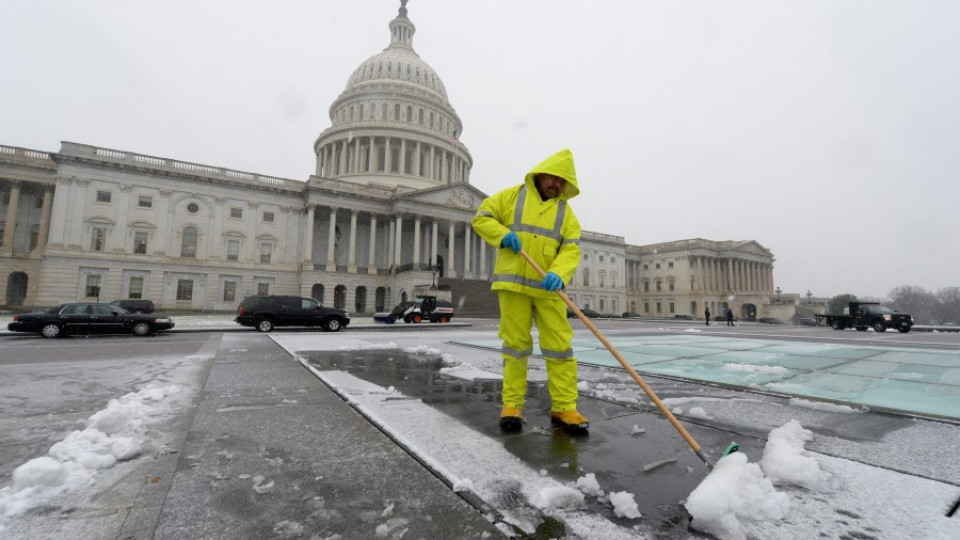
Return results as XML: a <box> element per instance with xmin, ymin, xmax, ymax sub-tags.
<box><xmin>300</xmin><ymin>348</ymin><xmax>764</xmax><ymax>537</ymax></box>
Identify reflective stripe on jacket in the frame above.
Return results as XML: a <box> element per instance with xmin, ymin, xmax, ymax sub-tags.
<box><xmin>472</xmin><ymin>149</ymin><xmax>582</xmax><ymax>299</ymax></box>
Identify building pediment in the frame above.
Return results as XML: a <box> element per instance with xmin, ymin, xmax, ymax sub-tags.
<box><xmin>394</xmin><ymin>184</ymin><xmax>488</xmax><ymax>211</ymax></box>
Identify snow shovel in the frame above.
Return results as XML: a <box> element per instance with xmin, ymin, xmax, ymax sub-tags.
<box><xmin>519</xmin><ymin>249</ymin><xmax>718</xmax><ymax>469</ymax></box>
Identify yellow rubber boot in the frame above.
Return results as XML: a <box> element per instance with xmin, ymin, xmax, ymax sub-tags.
<box><xmin>550</xmin><ymin>410</ymin><xmax>589</xmax><ymax>430</ymax></box>
<box><xmin>499</xmin><ymin>405</ymin><xmax>523</xmax><ymax>433</ymax></box>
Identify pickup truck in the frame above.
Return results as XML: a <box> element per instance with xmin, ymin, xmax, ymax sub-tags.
<box><xmin>815</xmin><ymin>302</ymin><xmax>913</xmax><ymax>333</ymax></box>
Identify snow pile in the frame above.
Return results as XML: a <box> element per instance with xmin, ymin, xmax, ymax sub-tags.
<box><xmin>684</xmin><ymin>452</ymin><xmax>788</xmax><ymax>540</ymax></box>
<box><xmin>789</xmin><ymin>397</ymin><xmax>861</xmax><ymax>414</ymax></box>
<box><xmin>761</xmin><ymin>420</ymin><xmax>834</xmax><ymax>491</ymax></box>
<box><xmin>404</xmin><ymin>344</ymin><xmax>441</xmax><ymax>355</ymax></box>
<box><xmin>0</xmin><ymin>384</ymin><xmax>181</xmax><ymax>521</ymax></box>
<box><xmin>685</xmin><ymin>420</ymin><xmax>835</xmax><ymax>540</ymax></box>
<box><xmin>535</xmin><ymin>486</ymin><xmax>585</xmax><ymax>510</ymax></box>
<box><xmin>608</xmin><ymin>491</ymin><xmax>641</xmax><ymax>519</ymax></box>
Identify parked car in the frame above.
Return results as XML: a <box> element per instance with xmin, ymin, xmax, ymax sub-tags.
<box><xmin>109</xmin><ymin>299</ymin><xmax>155</xmax><ymax>313</ymax></box>
<box><xmin>7</xmin><ymin>302</ymin><xmax>174</xmax><ymax>338</ymax></box>
<box><xmin>758</xmin><ymin>317</ymin><xmax>785</xmax><ymax>325</ymax></box>
<box><xmin>673</xmin><ymin>314</ymin><xmax>695</xmax><ymax>320</ymax></box>
<box><xmin>235</xmin><ymin>295</ymin><xmax>350</xmax><ymax>332</ymax></box>
<box><xmin>568</xmin><ymin>308</ymin><xmax>601</xmax><ymax>318</ymax></box>
<box><xmin>622</xmin><ymin>312</ymin><xmax>642</xmax><ymax>319</ymax></box>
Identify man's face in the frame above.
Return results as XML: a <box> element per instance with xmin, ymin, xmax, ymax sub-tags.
<box><xmin>535</xmin><ymin>174</ymin><xmax>567</xmax><ymax>200</ymax></box>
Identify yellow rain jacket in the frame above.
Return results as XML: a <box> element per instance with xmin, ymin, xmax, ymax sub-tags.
<box><xmin>472</xmin><ymin>149</ymin><xmax>582</xmax><ymax>297</ymax></box>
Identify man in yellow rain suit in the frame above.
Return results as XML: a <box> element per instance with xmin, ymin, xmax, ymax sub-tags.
<box><xmin>472</xmin><ymin>149</ymin><xmax>587</xmax><ymax>433</ymax></box>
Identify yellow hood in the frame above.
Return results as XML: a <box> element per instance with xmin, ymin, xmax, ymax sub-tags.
<box><xmin>523</xmin><ymin>148</ymin><xmax>580</xmax><ymax>200</ymax></box>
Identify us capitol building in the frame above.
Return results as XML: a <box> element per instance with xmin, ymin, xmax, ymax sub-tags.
<box><xmin>0</xmin><ymin>2</ymin><xmax>783</xmax><ymax>321</ymax></box>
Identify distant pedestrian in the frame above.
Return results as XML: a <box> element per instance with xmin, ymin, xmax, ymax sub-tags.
<box><xmin>726</xmin><ymin>307</ymin><xmax>735</xmax><ymax>326</ymax></box>
<box><xmin>704</xmin><ymin>307</ymin><xmax>711</xmax><ymax>326</ymax></box>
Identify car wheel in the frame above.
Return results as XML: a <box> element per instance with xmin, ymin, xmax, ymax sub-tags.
<box><xmin>132</xmin><ymin>322</ymin><xmax>152</xmax><ymax>336</ymax></box>
<box><xmin>257</xmin><ymin>319</ymin><xmax>274</xmax><ymax>332</ymax></box>
<box><xmin>872</xmin><ymin>322</ymin><xmax>886</xmax><ymax>333</ymax></box>
<box><xmin>439</xmin><ymin>315</ymin><xmax>449</xmax><ymax>323</ymax></box>
<box><xmin>326</xmin><ymin>318</ymin><xmax>342</xmax><ymax>332</ymax></box>
<box><xmin>831</xmin><ymin>320</ymin><xmax>844</xmax><ymax>330</ymax></box>
<box><xmin>413</xmin><ymin>314</ymin><xmax>422</xmax><ymax>323</ymax></box>
<box><xmin>41</xmin><ymin>323</ymin><xmax>62</xmax><ymax>338</ymax></box>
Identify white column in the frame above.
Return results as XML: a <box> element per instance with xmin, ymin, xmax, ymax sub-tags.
<box><xmin>36</xmin><ymin>186</ymin><xmax>54</xmax><ymax>251</ymax></box>
<box><xmin>447</xmin><ymin>221</ymin><xmax>456</xmax><ymax>278</ymax></box>
<box><xmin>348</xmin><ymin>209</ymin><xmax>358</xmax><ymax>272</ymax></box>
<box><xmin>480</xmin><ymin>237</ymin><xmax>487</xmax><ymax>279</ymax></box>
<box><xmin>368</xmin><ymin>214</ymin><xmax>378</xmax><ymax>275</ymax></box>
<box><xmin>394</xmin><ymin>213</ymin><xmax>403</xmax><ymax>268</ymax></box>
<box><xmin>1</xmin><ymin>181</ymin><xmax>21</xmax><ymax>251</ymax></box>
<box><xmin>430</xmin><ymin>220</ymin><xmax>438</xmax><ymax>267</ymax></box>
<box><xmin>326</xmin><ymin>206</ymin><xmax>338</xmax><ymax>271</ymax></box>
<box><xmin>303</xmin><ymin>205</ymin><xmax>315</xmax><ymax>266</ymax></box>
<box><xmin>387</xmin><ymin>220</ymin><xmax>395</xmax><ymax>269</ymax></box>
<box><xmin>463</xmin><ymin>227</ymin><xmax>472</xmax><ymax>278</ymax></box>
<box><xmin>413</xmin><ymin>215</ymin><xmax>421</xmax><ymax>266</ymax></box>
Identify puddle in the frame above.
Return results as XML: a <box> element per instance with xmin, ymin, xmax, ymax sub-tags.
<box><xmin>302</xmin><ymin>348</ymin><xmax>758</xmax><ymax>537</ymax></box>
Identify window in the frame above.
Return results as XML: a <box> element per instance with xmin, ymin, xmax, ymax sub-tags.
<box><xmin>262</xmin><ymin>211</ymin><xmax>275</xmax><ymax>223</ymax></box>
<box><xmin>187</xmin><ymin>202</ymin><xmax>199</xmax><ymax>214</ymax></box>
<box><xmin>223</xmin><ymin>281</ymin><xmax>236</xmax><ymax>302</ymax></box>
<box><xmin>129</xmin><ymin>277</ymin><xmax>144</xmax><ymax>299</ymax></box>
<box><xmin>644</xmin><ymin>302</ymin><xmax>650</xmax><ymax>313</ymax></box>
<box><xmin>656</xmin><ymin>281</ymin><xmax>662</xmax><ymax>292</ymax></box>
<box><xmin>85</xmin><ymin>275</ymin><xmax>101</xmax><ymax>298</ymax></box>
<box><xmin>230</xmin><ymin>207</ymin><xmax>243</xmax><ymax>219</ymax></box>
<box><xmin>668</xmin><ymin>261</ymin><xmax>674</xmax><ymax>268</ymax></box>
<box><xmin>176</xmin><ymin>279</ymin><xmax>194</xmax><ymax>301</ymax></box>
<box><xmin>259</xmin><ymin>242</ymin><xmax>273</xmax><ymax>264</ymax></box>
<box><xmin>134</xmin><ymin>231</ymin><xmax>148</xmax><ymax>254</ymax></box>
<box><xmin>406</xmin><ymin>105</ymin><xmax>413</xmax><ymax>121</ymax></box>
<box><xmin>394</xmin><ymin>103</ymin><xmax>400</xmax><ymax>119</ymax></box>
<box><xmin>181</xmin><ymin>227</ymin><xmax>198</xmax><ymax>258</ymax></box>
<box><xmin>257</xmin><ymin>282</ymin><xmax>270</xmax><ymax>295</ymax></box>
<box><xmin>655</xmin><ymin>263</ymin><xmax>661</xmax><ymax>270</ymax></box>
<box><xmin>1</xmin><ymin>192</ymin><xmax>8</xmax><ymax>205</ymax></box>
<box><xmin>669</xmin><ymin>302</ymin><xmax>675</xmax><ymax>314</ymax></box>
<box><xmin>669</xmin><ymin>281</ymin><xmax>675</xmax><ymax>292</ymax></box>
<box><xmin>643</xmin><ymin>281</ymin><xmax>650</xmax><ymax>292</ymax></box>
<box><xmin>599</xmin><ymin>271</ymin><xmax>605</xmax><ymax>287</ymax></box>
<box><xmin>583</xmin><ymin>270</ymin><xmax>590</xmax><ymax>287</ymax></box>
<box><xmin>227</xmin><ymin>239</ymin><xmax>240</xmax><ymax>261</ymax></box>
<box><xmin>599</xmin><ymin>255</ymin><xmax>604</xmax><ymax>262</ymax></box>
<box><xmin>96</xmin><ymin>191</ymin><xmax>112</xmax><ymax>203</ymax></box>
<box><xmin>643</xmin><ymin>264</ymin><xmax>648</xmax><ymax>270</ymax></box>
<box><xmin>91</xmin><ymin>227</ymin><xmax>106</xmax><ymax>251</ymax></box>
<box><xmin>656</xmin><ymin>302</ymin><xmax>662</xmax><ymax>314</ymax></box>
<box><xmin>138</xmin><ymin>196</ymin><xmax>152</xmax><ymax>208</ymax></box>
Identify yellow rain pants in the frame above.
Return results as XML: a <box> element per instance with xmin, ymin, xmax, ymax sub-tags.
<box><xmin>498</xmin><ymin>290</ymin><xmax>578</xmax><ymax>413</ymax></box>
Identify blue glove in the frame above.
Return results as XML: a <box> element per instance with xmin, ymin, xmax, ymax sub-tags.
<box><xmin>541</xmin><ymin>272</ymin><xmax>563</xmax><ymax>292</ymax></box>
<box><xmin>500</xmin><ymin>231</ymin><xmax>521</xmax><ymax>254</ymax></box>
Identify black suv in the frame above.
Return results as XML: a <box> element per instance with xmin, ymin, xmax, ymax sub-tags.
<box><xmin>235</xmin><ymin>296</ymin><xmax>350</xmax><ymax>332</ymax></box>
<box><xmin>110</xmin><ymin>299</ymin><xmax>155</xmax><ymax>313</ymax></box>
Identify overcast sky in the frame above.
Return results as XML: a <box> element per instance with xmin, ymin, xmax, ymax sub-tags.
<box><xmin>3</xmin><ymin>1</ymin><xmax>958</xmax><ymax>299</ymax></box>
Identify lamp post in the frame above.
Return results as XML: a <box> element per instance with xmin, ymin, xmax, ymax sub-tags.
<box><xmin>775</xmin><ymin>286</ymin><xmax>782</xmax><ymax>303</ymax></box>
<box><xmin>806</xmin><ymin>290</ymin><xmax>813</xmax><ymax>304</ymax></box>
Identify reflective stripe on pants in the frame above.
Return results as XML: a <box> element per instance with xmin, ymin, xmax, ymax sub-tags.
<box><xmin>498</xmin><ymin>290</ymin><xmax>578</xmax><ymax>412</ymax></box>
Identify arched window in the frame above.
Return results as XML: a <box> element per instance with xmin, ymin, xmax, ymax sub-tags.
<box><xmin>394</xmin><ymin>103</ymin><xmax>401</xmax><ymax>120</ymax></box>
<box><xmin>406</xmin><ymin>105</ymin><xmax>413</xmax><ymax>121</ymax></box>
<box><xmin>181</xmin><ymin>226</ymin><xmax>198</xmax><ymax>258</ymax></box>
<box><xmin>334</xmin><ymin>285</ymin><xmax>347</xmax><ymax>310</ymax></box>
<box><xmin>311</xmin><ymin>284</ymin><xmax>324</xmax><ymax>303</ymax></box>
<box><xmin>375</xmin><ymin>287</ymin><xmax>387</xmax><ymax>312</ymax></box>
<box><xmin>355</xmin><ymin>286</ymin><xmax>367</xmax><ymax>313</ymax></box>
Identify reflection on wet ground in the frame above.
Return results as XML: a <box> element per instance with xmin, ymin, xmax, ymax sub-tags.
<box><xmin>302</xmin><ymin>348</ymin><xmax>760</xmax><ymax>538</ymax></box>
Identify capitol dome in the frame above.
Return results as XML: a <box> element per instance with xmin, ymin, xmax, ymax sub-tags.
<box><xmin>313</xmin><ymin>1</ymin><xmax>472</xmax><ymax>191</ymax></box>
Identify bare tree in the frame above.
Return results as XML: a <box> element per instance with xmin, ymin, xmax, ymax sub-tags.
<box><xmin>828</xmin><ymin>294</ymin><xmax>858</xmax><ymax>315</ymax></box>
<box><xmin>934</xmin><ymin>286</ymin><xmax>960</xmax><ymax>325</ymax></box>
<box><xmin>888</xmin><ymin>285</ymin><xmax>937</xmax><ymax>324</ymax></box>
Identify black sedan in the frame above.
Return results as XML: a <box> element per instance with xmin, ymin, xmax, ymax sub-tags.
<box><xmin>8</xmin><ymin>302</ymin><xmax>175</xmax><ymax>338</ymax></box>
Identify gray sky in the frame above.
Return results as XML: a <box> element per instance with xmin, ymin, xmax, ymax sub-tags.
<box><xmin>3</xmin><ymin>1</ymin><xmax>959</xmax><ymax>299</ymax></box>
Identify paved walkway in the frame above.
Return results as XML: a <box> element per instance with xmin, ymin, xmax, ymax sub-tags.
<box><xmin>453</xmin><ymin>334</ymin><xmax>960</xmax><ymax>421</ymax></box>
